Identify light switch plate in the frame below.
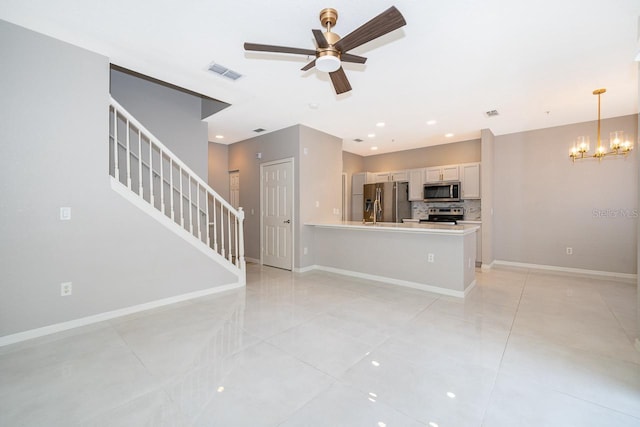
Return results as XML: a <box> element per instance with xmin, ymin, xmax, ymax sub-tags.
<box><xmin>60</xmin><ymin>207</ymin><xmax>71</xmax><ymax>220</ymax></box>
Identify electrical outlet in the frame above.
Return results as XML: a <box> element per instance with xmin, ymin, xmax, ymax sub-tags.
<box><xmin>303</xmin><ymin>247</ymin><xmax>308</xmax><ymax>255</ymax></box>
<box><xmin>61</xmin><ymin>282</ymin><xmax>72</xmax><ymax>296</ymax></box>
<box><xmin>566</xmin><ymin>247</ymin><xmax>573</xmax><ymax>255</ymax></box>
<box><xmin>428</xmin><ymin>253</ymin><xmax>435</xmax><ymax>263</ymax></box>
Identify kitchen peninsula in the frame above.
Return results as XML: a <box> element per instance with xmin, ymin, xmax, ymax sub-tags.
<box><xmin>305</xmin><ymin>221</ymin><xmax>479</xmax><ymax>297</ymax></box>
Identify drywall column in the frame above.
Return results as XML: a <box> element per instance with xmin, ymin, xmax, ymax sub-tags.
<box><xmin>636</xmin><ymin>58</ymin><xmax>640</xmax><ymax>353</ymax></box>
<box><xmin>480</xmin><ymin>128</ymin><xmax>495</xmax><ymax>268</ymax></box>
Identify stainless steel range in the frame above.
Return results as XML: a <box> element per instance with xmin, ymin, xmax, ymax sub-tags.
<box><xmin>420</xmin><ymin>207</ymin><xmax>464</xmax><ymax>225</ymax></box>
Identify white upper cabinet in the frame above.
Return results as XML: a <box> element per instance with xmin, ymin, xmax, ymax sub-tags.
<box><xmin>460</xmin><ymin>163</ymin><xmax>481</xmax><ymax>199</ymax></box>
<box><xmin>390</xmin><ymin>170</ymin><xmax>408</xmax><ymax>182</ymax></box>
<box><xmin>408</xmin><ymin>168</ymin><xmax>425</xmax><ymax>201</ymax></box>
<box><xmin>374</xmin><ymin>172</ymin><xmax>390</xmax><ymax>183</ymax></box>
<box><xmin>374</xmin><ymin>170</ymin><xmax>408</xmax><ymax>182</ymax></box>
<box><xmin>425</xmin><ymin>165</ymin><xmax>459</xmax><ymax>182</ymax></box>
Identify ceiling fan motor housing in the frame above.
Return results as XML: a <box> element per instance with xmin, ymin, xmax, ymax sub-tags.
<box><xmin>319</xmin><ymin>8</ymin><xmax>338</xmax><ymax>28</ymax></box>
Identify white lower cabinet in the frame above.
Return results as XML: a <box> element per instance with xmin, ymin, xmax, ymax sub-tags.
<box><xmin>459</xmin><ymin>221</ymin><xmax>482</xmax><ymax>266</ymax></box>
<box><xmin>476</xmin><ymin>224</ymin><xmax>482</xmax><ymax>266</ymax></box>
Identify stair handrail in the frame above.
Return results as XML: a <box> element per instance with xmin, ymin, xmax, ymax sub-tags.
<box><xmin>108</xmin><ymin>95</ymin><xmax>245</xmax><ymax>276</ymax></box>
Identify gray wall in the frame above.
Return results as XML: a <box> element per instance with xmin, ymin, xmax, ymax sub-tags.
<box><xmin>481</xmin><ymin>129</ymin><xmax>495</xmax><ymax>265</ymax></box>
<box><xmin>493</xmin><ymin>115</ymin><xmax>638</xmax><ymax>274</ymax></box>
<box><xmin>228</xmin><ymin>125</ymin><xmax>342</xmax><ymax>268</ymax></box>
<box><xmin>361</xmin><ymin>139</ymin><xmax>481</xmax><ymax>172</ymax></box>
<box><xmin>110</xmin><ymin>68</ymin><xmax>209</xmax><ymax>180</ymax></box>
<box><xmin>228</xmin><ymin>126</ymin><xmax>300</xmax><ymax>262</ymax></box>
<box><xmin>0</xmin><ymin>21</ymin><xmax>235</xmax><ymax>338</ymax></box>
<box><xmin>208</xmin><ymin>142</ymin><xmax>230</xmax><ymax>201</ymax></box>
<box><xmin>299</xmin><ymin>126</ymin><xmax>343</xmax><ymax>269</ymax></box>
<box><xmin>342</xmin><ymin>151</ymin><xmax>365</xmax><ymax>174</ymax></box>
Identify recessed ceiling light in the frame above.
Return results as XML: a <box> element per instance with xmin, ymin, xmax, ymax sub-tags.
<box><xmin>426</xmin><ymin>120</ymin><xmax>437</xmax><ymax>125</ymax></box>
<box><xmin>371</xmin><ymin>146</ymin><xmax>378</xmax><ymax>151</ymax></box>
<box><xmin>368</xmin><ymin>133</ymin><xmax>376</xmax><ymax>138</ymax></box>
<box><xmin>376</xmin><ymin>122</ymin><xmax>385</xmax><ymax>127</ymax></box>
<box><xmin>445</xmin><ymin>133</ymin><xmax>454</xmax><ymax>138</ymax></box>
<box><xmin>215</xmin><ymin>135</ymin><xmax>224</xmax><ymax>139</ymax></box>
<box><xmin>308</xmin><ymin>103</ymin><xmax>319</xmax><ymax>109</ymax></box>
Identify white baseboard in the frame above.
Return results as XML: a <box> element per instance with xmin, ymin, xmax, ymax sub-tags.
<box><xmin>245</xmin><ymin>257</ymin><xmax>260</xmax><ymax>264</ymax></box>
<box><xmin>480</xmin><ymin>261</ymin><xmax>494</xmax><ymax>272</ymax></box>
<box><xmin>493</xmin><ymin>260</ymin><xmax>637</xmax><ymax>281</ymax></box>
<box><xmin>309</xmin><ymin>265</ymin><xmax>470</xmax><ymax>298</ymax></box>
<box><xmin>0</xmin><ymin>282</ymin><xmax>244</xmax><ymax>348</ymax></box>
<box><xmin>294</xmin><ymin>265</ymin><xmax>317</xmax><ymax>273</ymax></box>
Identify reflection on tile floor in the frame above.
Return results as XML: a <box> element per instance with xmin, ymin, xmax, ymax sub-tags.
<box><xmin>1</xmin><ymin>264</ymin><xmax>639</xmax><ymax>426</ymax></box>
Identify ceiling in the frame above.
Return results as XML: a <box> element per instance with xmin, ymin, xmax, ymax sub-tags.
<box><xmin>2</xmin><ymin>0</ymin><xmax>639</xmax><ymax>156</ymax></box>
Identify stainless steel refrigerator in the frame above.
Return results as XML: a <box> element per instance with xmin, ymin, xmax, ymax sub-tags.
<box><xmin>363</xmin><ymin>181</ymin><xmax>411</xmax><ymax>223</ymax></box>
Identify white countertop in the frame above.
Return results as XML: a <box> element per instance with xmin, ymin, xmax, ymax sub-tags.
<box><xmin>458</xmin><ymin>220</ymin><xmax>482</xmax><ymax>224</ymax></box>
<box><xmin>306</xmin><ymin>221</ymin><xmax>479</xmax><ymax>235</ymax></box>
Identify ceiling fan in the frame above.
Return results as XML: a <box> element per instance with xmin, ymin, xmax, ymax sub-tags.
<box><xmin>244</xmin><ymin>6</ymin><xmax>407</xmax><ymax>95</ymax></box>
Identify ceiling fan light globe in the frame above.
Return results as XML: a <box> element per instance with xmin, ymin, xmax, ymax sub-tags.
<box><xmin>316</xmin><ymin>55</ymin><xmax>341</xmax><ymax>73</ymax></box>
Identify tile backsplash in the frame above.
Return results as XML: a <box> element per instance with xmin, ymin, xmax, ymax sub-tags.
<box><xmin>411</xmin><ymin>199</ymin><xmax>481</xmax><ymax>221</ymax></box>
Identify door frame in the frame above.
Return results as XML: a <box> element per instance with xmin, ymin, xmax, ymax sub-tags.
<box><xmin>259</xmin><ymin>157</ymin><xmax>295</xmax><ymax>270</ymax></box>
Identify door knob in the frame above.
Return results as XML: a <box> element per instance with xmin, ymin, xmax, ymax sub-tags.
<box><xmin>283</xmin><ymin>219</ymin><xmax>291</xmax><ymax>224</ymax></box>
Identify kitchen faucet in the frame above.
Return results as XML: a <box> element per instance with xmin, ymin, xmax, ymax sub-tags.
<box><xmin>372</xmin><ymin>187</ymin><xmax>382</xmax><ymax>224</ymax></box>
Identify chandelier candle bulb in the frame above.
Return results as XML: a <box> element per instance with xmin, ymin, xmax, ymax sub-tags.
<box><xmin>610</xmin><ymin>131</ymin><xmax>624</xmax><ymax>150</ymax></box>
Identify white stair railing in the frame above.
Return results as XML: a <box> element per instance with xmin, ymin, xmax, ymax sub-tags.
<box><xmin>108</xmin><ymin>96</ymin><xmax>245</xmax><ymax>278</ymax></box>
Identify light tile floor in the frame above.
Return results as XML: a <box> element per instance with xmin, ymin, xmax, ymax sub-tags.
<box><xmin>1</xmin><ymin>265</ymin><xmax>639</xmax><ymax>426</ymax></box>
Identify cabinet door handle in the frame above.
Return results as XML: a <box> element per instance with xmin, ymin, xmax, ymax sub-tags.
<box><xmin>283</xmin><ymin>219</ymin><xmax>291</xmax><ymax>224</ymax></box>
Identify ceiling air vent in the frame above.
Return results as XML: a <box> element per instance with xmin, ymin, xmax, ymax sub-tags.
<box><xmin>485</xmin><ymin>109</ymin><xmax>499</xmax><ymax>117</ymax></box>
<box><xmin>253</xmin><ymin>128</ymin><xmax>266</xmax><ymax>133</ymax></box>
<box><xmin>353</xmin><ymin>138</ymin><xmax>363</xmax><ymax>142</ymax></box>
<box><xmin>208</xmin><ymin>62</ymin><xmax>243</xmax><ymax>81</ymax></box>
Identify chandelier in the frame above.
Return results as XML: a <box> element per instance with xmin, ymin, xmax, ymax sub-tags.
<box><xmin>569</xmin><ymin>88</ymin><xmax>633</xmax><ymax>162</ymax></box>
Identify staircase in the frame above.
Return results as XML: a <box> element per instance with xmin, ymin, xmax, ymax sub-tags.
<box><xmin>108</xmin><ymin>96</ymin><xmax>245</xmax><ymax>283</ymax></box>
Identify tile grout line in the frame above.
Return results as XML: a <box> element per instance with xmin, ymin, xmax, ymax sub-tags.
<box><xmin>597</xmin><ymin>286</ymin><xmax>639</xmax><ymax>348</ymax></box>
<box><xmin>478</xmin><ymin>268</ymin><xmax>530</xmax><ymax>427</ymax></box>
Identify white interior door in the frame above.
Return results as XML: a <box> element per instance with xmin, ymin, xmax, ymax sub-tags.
<box><xmin>261</xmin><ymin>160</ymin><xmax>293</xmax><ymax>270</ymax></box>
<box><xmin>229</xmin><ymin>170</ymin><xmax>239</xmax><ymax>208</ymax></box>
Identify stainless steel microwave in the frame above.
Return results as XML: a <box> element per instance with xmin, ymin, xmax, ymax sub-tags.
<box><xmin>423</xmin><ymin>181</ymin><xmax>461</xmax><ymax>202</ymax></box>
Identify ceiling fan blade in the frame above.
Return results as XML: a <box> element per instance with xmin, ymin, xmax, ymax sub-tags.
<box><xmin>329</xmin><ymin>67</ymin><xmax>352</xmax><ymax>94</ymax></box>
<box><xmin>334</xmin><ymin>6</ymin><xmax>406</xmax><ymax>53</ymax></box>
<box><xmin>341</xmin><ymin>53</ymin><xmax>367</xmax><ymax>64</ymax></box>
<box><xmin>312</xmin><ymin>29</ymin><xmax>329</xmax><ymax>48</ymax></box>
<box><xmin>301</xmin><ymin>59</ymin><xmax>316</xmax><ymax>71</ymax></box>
<box><xmin>244</xmin><ymin>42</ymin><xmax>316</xmax><ymax>56</ymax></box>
